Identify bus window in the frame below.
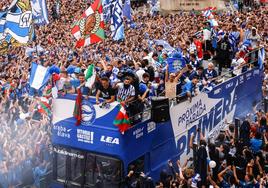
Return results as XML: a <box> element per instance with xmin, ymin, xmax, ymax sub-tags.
<box><xmin>56</xmin><ymin>150</ymin><xmax>66</xmax><ymax>180</ymax></box>
<box><xmin>85</xmin><ymin>154</ymin><xmax>122</xmax><ymax>188</ymax></box>
<box><xmin>123</xmin><ymin>156</ymin><xmax>146</xmax><ymax>188</ymax></box>
<box><xmin>85</xmin><ymin>153</ymin><xmax>96</xmax><ymax>186</ymax></box>
<box><xmin>128</xmin><ymin>155</ymin><xmax>145</xmax><ymax>174</ymax></box>
<box><xmin>54</xmin><ymin>146</ymin><xmax>85</xmax><ymax>186</ymax></box>
<box><xmin>53</xmin><ymin>147</ymin><xmax>122</xmax><ymax>188</ymax></box>
<box><xmin>69</xmin><ymin>149</ymin><xmax>85</xmax><ymax>185</ymax></box>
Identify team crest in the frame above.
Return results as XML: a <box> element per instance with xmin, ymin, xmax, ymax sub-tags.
<box><xmin>79</xmin><ymin>12</ymin><xmax>101</xmax><ymax>37</ymax></box>
<box><xmin>81</xmin><ymin>100</ymin><xmax>96</xmax><ymax>126</ymax></box>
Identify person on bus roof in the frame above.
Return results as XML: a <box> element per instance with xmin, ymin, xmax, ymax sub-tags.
<box><xmin>95</xmin><ymin>77</ymin><xmax>116</xmax><ymax>105</ymax></box>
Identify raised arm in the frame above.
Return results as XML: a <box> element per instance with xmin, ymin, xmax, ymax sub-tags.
<box><xmin>176</xmin><ymin>160</ymin><xmax>185</xmax><ymax>180</ymax></box>
<box><xmin>95</xmin><ymin>90</ymin><xmax>101</xmax><ymax>104</ymax></box>
<box><xmin>189</xmin><ymin>133</ymin><xmax>195</xmax><ymax>149</ymax></box>
<box><xmin>232</xmin><ymin>165</ymin><xmax>240</xmax><ymax>184</ymax></box>
<box><xmin>218</xmin><ymin>166</ymin><xmax>231</xmax><ymax>182</ymax></box>
<box><xmin>207</xmin><ymin>175</ymin><xmax>220</xmax><ymax>188</ymax></box>
<box><xmin>174</xmin><ymin>68</ymin><xmax>186</xmax><ymax>82</ymax></box>
<box><xmin>256</xmin><ymin>156</ymin><xmax>263</xmax><ymax>176</ymax></box>
<box><xmin>165</xmin><ymin>64</ymin><xmax>169</xmax><ymax>82</ymax></box>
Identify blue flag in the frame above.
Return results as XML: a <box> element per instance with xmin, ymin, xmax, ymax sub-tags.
<box><xmin>151</xmin><ymin>0</ymin><xmax>157</xmax><ymax>6</ymax></box>
<box><xmin>167</xmin><ymin>57</ymin><xmax>186</xmax><ymax>73</ymax></box>
<box><xmin>0</xmin><ymin>12</ymin><xmax>6</xmax><ymax>34</ymax></box>
<box><xmin>258</xmin><ymin>48</ymin><xmax>265</xmax><ymax>70</ymax></box>
<box><xmin>30</xmin><ymin>0</ymin><xmax>49</xmax><ymax>25</ymax></box>
<box><xmin>110</xmin><ymin>0</ymin><xmax>125</xmax><ymax>41</ymax></box>
<box><xmin>123</xmin><ymin>0</ymin><xmax>131</xmax><ymax>20</ymax></box>
<box><xmin>4</xmin><ymin>0</ymin><xmax>33</xmax><ymax>44</ymax></box>
<box><xmin>103</xmin><ymin>0</ymin><xmax>112</xmax><ymax>23</ymax></box>
<box><xmin>30</xmin><ymin>62</ymin><xmax>51</xmax><ymax>90</ymax></box>
<box><xmin>154</xmin><ymin>39</ymin><xmax>174</xmax><ymax>53</ymax></box>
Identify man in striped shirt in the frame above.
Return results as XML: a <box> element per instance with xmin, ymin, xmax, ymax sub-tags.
<box><xmin>116</xmin><ymin>76</ymin><xmax>135</xmax><ymax>106</ymax></box>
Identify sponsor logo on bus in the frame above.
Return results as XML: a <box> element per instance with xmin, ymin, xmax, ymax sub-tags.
<box><xmin>53</xmin><ymin>125</ymin><xmax>71</xmax><ymax>139</ymax></box>
<box><xmin>53</xmin><ymin>148</ymin><xmax>84</xmax><ymax>159</ymax></box>
<box><xmin>77</xmin><ymin>129</ymin><xmax>94</xmax><ymax>144</ymax></box>
<box><xmin>100</xmin><ymin>136</ymin><xmax>119</xmax><ymax>145</ymax></box>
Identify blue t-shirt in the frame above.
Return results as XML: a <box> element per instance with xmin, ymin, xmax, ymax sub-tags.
<box><xmin>239</xmin><ymin>181</ymin><xmax>259</xmax><ymax>188</ymax></box>
<box><xmin>203</xmin><ymin>69</ymin><xmax>218</xmax><ymax>81</ymax></box>
<box><xmin>220</xmin><ymin>179</ymin><xmax>231</xmax><ymax>188</ymax></box>
<box><xmin>250</xmin><ymin>138</ymin><xmax>262</xmax><ymax>153</ymax></box>
<box><xmin>139</xmin><ymin>82</ymin><xmax>147</xmax><ymax>94</ymax></box>
<box><xmin>180</xmin><ymin>80</ymin><xmax>194</xmax><ymax>97</ymax></box>
<box><xmin>80</xmin><ymin>86</ymin><xmax>90</xmax><ymax>96</ymax></box>
<box><xmin>70</xmin><ymin>79</ymin><xmax>80</xmax><ymax>88</ymax></box>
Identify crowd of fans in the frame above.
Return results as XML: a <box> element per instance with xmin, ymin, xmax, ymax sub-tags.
<box><xmin>0</xmin><ymin>0</ymin><xmax>268</xmax><ymax>187</ymax></box>
<box><xmin>144</xmin><ymin>109</ymin><xmax>268</xmax><ymax>188</ymax></box>
<box><xmin>0</xmin><ymin>95</ymin><xmax>52</xmax><ymax>188</ymax></box>
<box><xmin>123</xmin><ymin>109</ymin><xmax>268</xmax><ymax>188</ymax></box>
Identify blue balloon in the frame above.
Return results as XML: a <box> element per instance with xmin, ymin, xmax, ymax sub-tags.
<box><xmin>49</xmin><ymin>65</ymin><xmax>60</xmax><ymax>74</ymax></box>
<box><xmin>66</xmin><ymin>65</ymin><xmax>77</xmax><ymax>74</ymax></box>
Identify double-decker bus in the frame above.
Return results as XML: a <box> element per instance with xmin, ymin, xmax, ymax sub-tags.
<box><xmin>50</xmin><ymin>49</ymin><xmax>264</xmax><ymax>188</ymax></box>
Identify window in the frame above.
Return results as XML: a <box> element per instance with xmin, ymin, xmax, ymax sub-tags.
<box><xmin>128</xmin><ymin>155</ymin><xmax>145</xmax><ymax>174</ymax></box>
<box><xmin>85</xmin><ymin>154</ymin><xmax>122</xmax><ymax>188</ymax></box>
<box><xmin>54</xmin><ymin>147</ymin><xmax>85</xmax><ymax>186</ymax></box>
<box><xmin>53</xmin><ymin>146</ymin><xmax>123</xmax><ymax>188</ymax></box>
<box><xmin>55</xmin><ymin>147</ymin><xmax>67</xmax><ymax>180</ymax></box>
<box><xmin>70</xmin><ymin>149</ymin><xmax>85</xmax><ymax>185</ymax></box>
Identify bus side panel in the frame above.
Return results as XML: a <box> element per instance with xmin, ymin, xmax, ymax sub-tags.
<box><xmin>169</xmin><ymin>68</ymin><xmax>263</xmax><ymax>163</ymax></box>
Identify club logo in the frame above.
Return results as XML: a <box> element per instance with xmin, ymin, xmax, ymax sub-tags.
<box><xmin>79</xmin><ymin>12</ymin><xmax>101</xmax><ymax>36</ymax></box>
<box><xmin>81</xmin><ymin>100</ymin><xmax>96</xmax><ymax>126</ymax></box>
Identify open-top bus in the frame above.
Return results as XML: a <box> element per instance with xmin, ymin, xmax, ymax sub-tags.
<box><xmin>50</xmin><ymin>50</ymin><xmax>263</xmax><ymax>188</ymax></box>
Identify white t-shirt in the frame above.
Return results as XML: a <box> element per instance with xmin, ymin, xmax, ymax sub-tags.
<box><xmin>203</xmin><ymin>28</ymin><xmax>212</xmax><ymax>41</ymax></box>
<box><xmin>57</xmin><ymin>77</ymin><xmax>66</xmax><ymax>91</ymax></box>
<box><xmin>232</xmin><ymin>58</ymin><xmax>245</xmax><ymax>75</ymax></box>
<box><xmin>136</xmin><ymin>69</ymin><xmax>146</xmax><ymax>83</ymax></box>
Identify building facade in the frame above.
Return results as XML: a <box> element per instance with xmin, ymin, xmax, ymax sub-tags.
<box><xmin>160</xmin><ymin>0</ymin><xmax>227</xmax><ymax>11</ymax></box>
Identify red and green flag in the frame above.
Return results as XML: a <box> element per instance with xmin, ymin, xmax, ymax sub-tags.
<box><xmin>71</xmin><ymin>0</ymin><xmax>105</xmax><ymax>48</ymax></box>
<box><xmin>73</xmin><ymin>88</ymin><xmax>82</xmax><ymax>126</ymax></box>
<box><xmin>85</xmin><ymin>64</ymin><xmax>96</xmax><ymax>89</ymax></box>
<box><xmin>113</xmin><ymin>104</ymin><xmax>131</xmax><ymax>134</ymax></box>
<box><xmin>38</xmin><ymin>97</ymin><xmax>51</xmax><ymax>116</ymax></box>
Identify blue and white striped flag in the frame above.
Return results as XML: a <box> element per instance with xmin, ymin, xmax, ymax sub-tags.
<box><xmin>151</xmin><ymin>0</ymin><xmax>157</xmax><ymax>6</ymax></box>
<box><xmin>4</xmin><ymin>1</ymin><xmax>33</xmax><ymax>44</ymax></box>
<box><xmin>0</xmin><ymin>12</ymin><xmax>6</xmax><ymax>40</ymax></box>
<box><xmin>258</xmin><ymin>48</ymin><xmax>265</xmax><ymax>70</ymax></box>
<box><xmin>110</xmin><ymin>0</ymin><xmax>125</xmax><ymax>41</ymax></box>
<box><xmin>203</xmin><ymin>10</ymin><xmax>212</xmax><ymax>17</ymax></box>
<box><xmin>103</xmin><ymin>0</ymin><xmax>112</xmax><ymax>23</ymax></box>
<box><xmin>30</xmin><ymin>62</ymin><xmax>51</xmax><ymax>90</ymax></box>
<box><xmin>123</xmin><ymin>0</ymin><xmax>131</xmax><ymax>20</ymax></box>
<box><xmin>154</xmin><ymin>39</ymin><xmax>174</xmax><ymax>53</ymax></box>
<box><xmin>30</xmin><ymin>0</ymin><xmax>49</xmax><ymax>25</ymax></box>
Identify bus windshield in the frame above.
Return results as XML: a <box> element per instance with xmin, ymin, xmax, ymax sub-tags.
<box><xmin>53</xmin><ymin>146</ymin><xmax>122</xmax><ymax>188</ymax></box>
